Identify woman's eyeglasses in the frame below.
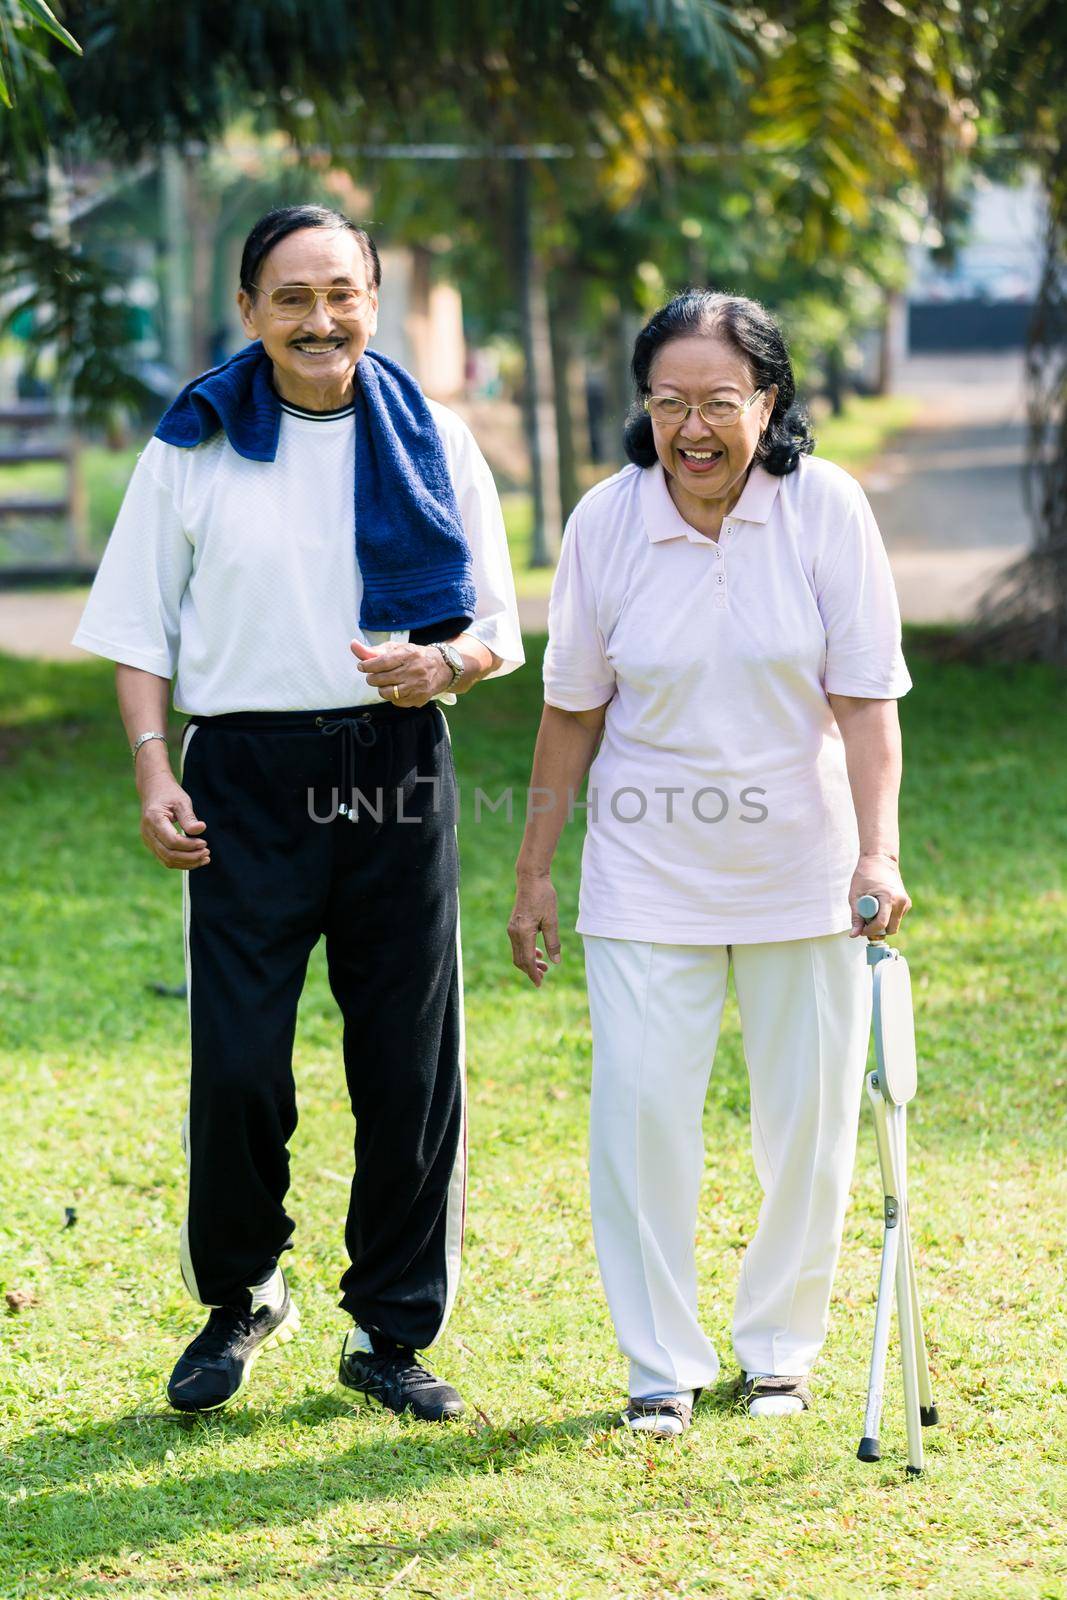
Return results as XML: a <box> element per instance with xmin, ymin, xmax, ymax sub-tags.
<box><xmin>644</xmin><ymin>389</ymin><xmax>764</xmax><ymax>428</ymax></box>
<box><xmin>253</xmin><ymin>283</ymin><xmax>372</xmax><ymax>320</ymax></box>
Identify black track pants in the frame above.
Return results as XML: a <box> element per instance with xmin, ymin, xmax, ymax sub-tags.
<box><xmin>178</xmin><ymin>701</ymin><xmax>464</xmax><ymax>1351</ymax></box>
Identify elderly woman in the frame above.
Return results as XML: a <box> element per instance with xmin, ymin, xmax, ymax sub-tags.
<box><xmin>508</xmin><ymin>290</ymin><xmax>911</xmax><ymax>1437</ymax></box>
<box><xmin>74</xmin><ymin>204</ymin><xmax>523</xmax><ymax>1419</ymax></box>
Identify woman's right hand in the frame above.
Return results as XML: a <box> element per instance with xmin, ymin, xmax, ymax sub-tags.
<box><xmin>508</xmin><ymin>871</ymin><xmax>560</xmax><ymax>987</ymax></box>
<box><xmin>139</xmin><ymin>771</ymin><xmax>210</xmax><ymax>871</ymax></box>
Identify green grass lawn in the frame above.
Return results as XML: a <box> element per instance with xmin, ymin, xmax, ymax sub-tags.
<box><xmin>1</xmin><ymin>636</ymin><xmax>1064</xmax><ymax>1600</ymax></box>
<box><xmin>810</xmin><ymin>393</ymin><xmax>919</xmax><ymax>474</ymax></box>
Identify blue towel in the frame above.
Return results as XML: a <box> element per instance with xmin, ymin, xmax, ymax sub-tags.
<box><xmin>154</xmin><ymin>341</ymin><xmax>477</xmax><ymax>633</ymax></box>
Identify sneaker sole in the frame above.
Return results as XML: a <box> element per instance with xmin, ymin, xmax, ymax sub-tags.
<box><xmin>169</xmin><ymin>1300</ymin><xmax>301</xmax><ymax>1415</ymax></box>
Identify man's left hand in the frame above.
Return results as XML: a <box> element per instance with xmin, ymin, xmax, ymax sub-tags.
<box><xmin>350</xmin><ymin>639</ymin><xmax>453</xmax><ymax>706</ymax></box>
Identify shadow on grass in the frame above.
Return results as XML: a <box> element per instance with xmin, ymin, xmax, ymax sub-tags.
<box><xmin>1</xmin><ymin>1371</ymin><xmax>784</xmax><ymax>1587</ymax></box>
<box><xmin>1</xmin><ymin>1397</ymin><xmax>629</xmax><ymax>1587</ymax></box>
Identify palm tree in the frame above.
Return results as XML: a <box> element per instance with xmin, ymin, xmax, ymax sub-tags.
<box><xmin>0</xmin><ymin>0</ymin><xmax>79</xmax><ymax>110</ymax></box>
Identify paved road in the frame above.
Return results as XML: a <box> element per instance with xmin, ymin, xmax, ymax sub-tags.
<box><xmin>0</xmin><ymin>588</ymin><xmax>89</xmax><ymax>662</ymax></box>
<box><xmin>864</xmin><ymin>352</ymin><xmax>1032</xmax><ymax>623</ymax></box>
<box><xmin>0</xmin><ymin>352</ymin><xmax>1036</xmax><ymax>660</ymax></box>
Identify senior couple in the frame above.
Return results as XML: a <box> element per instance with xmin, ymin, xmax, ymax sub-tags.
<box><xmin>75</xmin><ymin>205</ymin><xmax>911</xmax><ymax>1439</ymax></box>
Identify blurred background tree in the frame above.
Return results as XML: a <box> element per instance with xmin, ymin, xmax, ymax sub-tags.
<box><xmin>0</xmin><ymin>0</ymin><xmax>1062</xmax><ymax>655</ymax></box>
<box><xmin>963</xmin><ymin>0</ymin><xmax>1067</xmax><ymax>662</ymax></box>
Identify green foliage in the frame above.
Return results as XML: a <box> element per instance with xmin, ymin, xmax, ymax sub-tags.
<box><xmin>1</xmin><ymin>0</ymin><xmax>1064</xmax><ymax>585</ymax></box>
<box><xmin>1</xmin><ymin>207</ymin><xmax>155</xmax><ymax>418</ymax></box>
<box><xmin>0</xmin><ymin>636</ymin><xmax>1065</xmax><ymax>1598</ymax></box>
<box><xmin>0</xmin><ymin>0</ymin><xmax>78</xmax><ymax>113</ymax></box>
<box><xmin>54</xmin><ymin>0</ymin><xmax>744</xmax><ymax>155</ymax></box>
<box><xmin>364</xmin><ymin>3</ymin><xmax>971</xmax><ymax>408</ymax></box>
<box><xmin>2</xmin><ymin>1</ymin><xmax>746</xmax><ymax>419</ymax></box>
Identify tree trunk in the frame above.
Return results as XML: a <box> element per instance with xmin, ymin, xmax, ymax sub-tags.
<box><xmin>825</xmin><ymin>344</ymin><xmax>846</xmax><ymax>416</ymax></box>
<box><xmin>185</xmin><ymin>155</ymin><xmax>220</xmax><ymax>378</ymax></box>
<box><xmin>514</xmin><ymin>159</ymin><xmax>562</xmax><ymax>567</ymax></box>
<box><xmin>160</xmin><ymin>149</ymin><xmax>193</xmax><ymax>381</ymax></box>
<box><xmin>877</xmin><ymin>289</ymin><xmax>907</xmax><ymax>395</ymax></box>
<box><xmin>601</xmin><ymin>301</ymin><xmax>633</xmax><ymax>467</ymax></box>
<box><xmin>549</xmin><ymin>272</ymin><xmax>587</xmax><ymax>525</ymax></box>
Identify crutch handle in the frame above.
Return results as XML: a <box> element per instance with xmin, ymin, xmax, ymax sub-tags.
<box><xmin>857</xmin><ymin>893</ymin><xmax>888</xmax><ymax>941</ymax></box>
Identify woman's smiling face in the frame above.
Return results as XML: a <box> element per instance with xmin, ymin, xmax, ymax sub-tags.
<box><xmin>647</xmin><ymin>333</ymin><xmax>776</xmax><ymax>514</ymax></box>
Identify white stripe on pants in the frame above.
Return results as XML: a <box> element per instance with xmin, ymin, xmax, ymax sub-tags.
<box><xmin>584</xmin><ymin>932</ymin><xmax>871</xmax><ymax>1399</ymax></box>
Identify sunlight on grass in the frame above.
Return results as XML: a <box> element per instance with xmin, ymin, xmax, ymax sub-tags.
<box><xmin>1</xmin><ymin>629</ymin><xmax>1064</xmax><ymax>1599</ymax></box>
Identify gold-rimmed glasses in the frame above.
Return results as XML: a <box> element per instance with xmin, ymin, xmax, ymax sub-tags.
<box><xmin>644</xmin><ymin>388</ymin><xmax>765</xmax><ymax>428</ymax></box>
<box><xmin>253</xmin><ymin>283</ymin><xmax>372</xmax><ymax>320</ymax></box>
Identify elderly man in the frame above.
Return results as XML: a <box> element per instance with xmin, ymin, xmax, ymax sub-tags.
<box><xmin>73</xmin><ymin>204</ymin><xmax>523</xmax><ymax>1419</ymax></box>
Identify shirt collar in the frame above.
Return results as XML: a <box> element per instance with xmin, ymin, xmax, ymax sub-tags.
<box><xmin>731</xmin><ymin>464</ymin><xmax>782</xmax><ymax>524</ymax></box>
<box><xmin>639</xmin><ymin>460</ymin><xmax>782</xmax><ymax>543</ymax></box>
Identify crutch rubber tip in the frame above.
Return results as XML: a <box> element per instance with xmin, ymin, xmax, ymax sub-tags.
<box><xmin>920</xmin><ymin>1404</ymin><xmax>939</xmax><ymax>1427</ymax></box>
<box><xmin>906</xmin><ymin>1465</ymin><xmax>923</xmax><ymax>1477</ymax></box>
<box><xmin>857</xmin><ymin>1436</ymin><xmax>881</xmax><ymax>1462</ymax></box>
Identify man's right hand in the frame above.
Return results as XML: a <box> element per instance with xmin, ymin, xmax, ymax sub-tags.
<box><xmin>140</xmin><ymin>772</ymin><xmax>210</xmax><ymax>870</ymax></box>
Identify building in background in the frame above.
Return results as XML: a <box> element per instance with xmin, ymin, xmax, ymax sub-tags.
<box><xmin>907</xmin><ymin>173</ymin><xmax>1044</xmax><ymax>352</ymax></box>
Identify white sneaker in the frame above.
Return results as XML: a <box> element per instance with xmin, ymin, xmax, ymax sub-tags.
<box><xmin>621</xmin><ymin>1389</ymin><xmax>698</xmax><ymax>1437</ymax></box>
<box><xmin>743</xmin><ymin>1373</ymin><xmax>812</xmax><ymax>1417</ymax></box>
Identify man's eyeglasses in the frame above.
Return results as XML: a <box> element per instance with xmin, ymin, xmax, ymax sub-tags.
<box><xmin>644</xmin><ymin>389</ymin><xmax>765</xmax><ymax>428</ymax></box>
<box><xmin>253</xmin><ymin>283</ymin><xmax>372</xmax><ymax>320</ymax></box>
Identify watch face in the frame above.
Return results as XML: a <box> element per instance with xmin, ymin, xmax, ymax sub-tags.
<box><xmin>443</xmin><ymin>644</ymin><xmax>463</xmax><ymax>675</ymax></box>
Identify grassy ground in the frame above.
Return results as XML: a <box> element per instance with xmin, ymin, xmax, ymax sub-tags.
<box><xmin>0</xmin><ymin>393</ymin><xmax>916</xmax><ymax>600</ymax></box>
<box><xmin>1</xmin><ymin>634</ymin><xmax>1064</xmax><ymax>1600</ymax></box>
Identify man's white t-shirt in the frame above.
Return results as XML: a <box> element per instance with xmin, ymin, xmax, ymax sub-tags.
<box><xmin>73</xmin><ymin>395</ymin><xmax>524</xmax><ymax>715</ymax></box>
<box><xmin>542</xmin><ymin>454</ymin><xmax>912</xmax><ymax>945</ymax></box>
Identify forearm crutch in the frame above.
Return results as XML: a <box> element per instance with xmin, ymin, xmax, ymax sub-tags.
<box><xmin>855</xmin><ymin>893</ymin><xmax>939</xmax><ymax>1476</ymax></box>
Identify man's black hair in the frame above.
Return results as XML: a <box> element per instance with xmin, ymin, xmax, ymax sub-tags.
<box><xmin>239</xmin><ymin>205</ymin><xmax>381</xmax><ymax>295</ymax></box>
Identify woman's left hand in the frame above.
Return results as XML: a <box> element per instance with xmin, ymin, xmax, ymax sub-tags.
<box><xmin>350</xmin><ymin>639</ymin><xmax>452</xmax><ymax>706</ymax></box>
<box><xmin>849</xmin><ymin>852</ymin><xmax>912</xmax><ymax>938</ymax></box>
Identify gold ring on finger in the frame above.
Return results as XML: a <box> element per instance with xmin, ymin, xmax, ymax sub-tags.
<box><xmin>392</xmin><ymin>684</ymin><xmax>401</xmax><ymax>703</ymax></box>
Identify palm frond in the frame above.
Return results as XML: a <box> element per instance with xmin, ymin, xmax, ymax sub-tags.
<box><xmin>17</xmin><ymin>0</ymin><xmax>80</xmax><ymax>53</ymax></box>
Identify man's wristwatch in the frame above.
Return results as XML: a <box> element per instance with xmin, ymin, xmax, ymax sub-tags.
<box><xmin>432</xmin><ymin>642</ymin><xmax>464</xmax><ymax>687</ymax></box>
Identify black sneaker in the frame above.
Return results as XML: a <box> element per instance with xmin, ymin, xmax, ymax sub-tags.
<box><xmin>166</xmin><ymin>1280</ymin><xmax>300</xmax><ymax>1414</ymax></box>
<box><xmin>337</xmin><ymin>1330</ymin><xmax>464</xmax><ymax>1421</ymax></box>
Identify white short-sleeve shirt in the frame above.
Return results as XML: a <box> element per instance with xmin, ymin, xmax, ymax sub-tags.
<box><xmin>543</xmin><ymin>454</ymin><xmax>911</xmax><ymax>944</ymax></box>
<box><xmin>73</xmin><ymin>395</ymin><xmax>524</xmax><ymax>715</ymax></box>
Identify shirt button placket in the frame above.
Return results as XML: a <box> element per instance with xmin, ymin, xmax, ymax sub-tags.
<box><xmin>714</xmin><ymin>539</ymin><xmax>727</xmax><ymax>608</ymax></box>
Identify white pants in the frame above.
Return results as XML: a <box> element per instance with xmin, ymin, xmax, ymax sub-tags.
<box><xmin>584</xmin><ymin>932</ymin><xmax>871</xmax><ymax>1399</ymax></box>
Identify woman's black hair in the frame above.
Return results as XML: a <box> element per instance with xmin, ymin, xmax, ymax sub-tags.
<box><xmin>239</xmin><ymin>204</ymin><xmax>381</xmax><ymax>296</ymax></box>
<box><xmin>623</xmin><ymin>289</ymin><xmax>815</xmax><ymax>476</ymax></box>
